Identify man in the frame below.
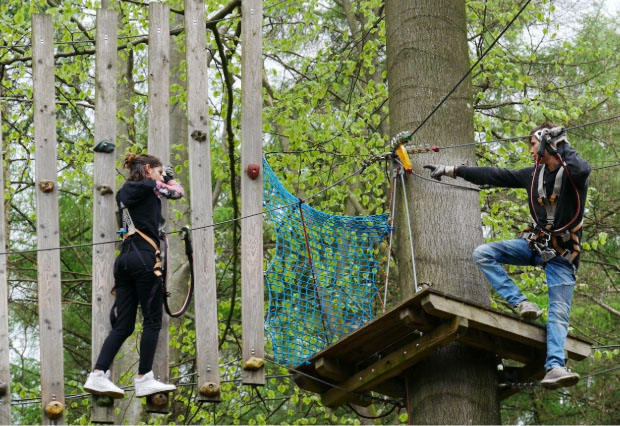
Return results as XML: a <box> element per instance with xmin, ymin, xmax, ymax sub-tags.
<box><xmin>424</xmin><ymin>122</ymin><xmax>591</xmax><ymax>389</ymax></box>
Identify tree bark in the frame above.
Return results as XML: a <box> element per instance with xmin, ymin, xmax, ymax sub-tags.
<box><xmin>385</xmin><ymin>1</ymin><xmax>500</xmax><ymax>423</ymax></box>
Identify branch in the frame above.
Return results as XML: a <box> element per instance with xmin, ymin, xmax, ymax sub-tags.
<box><xmin>577</xmin><ymin>292</ymin><xmax>620</xmax><ymax>318</ymax></box>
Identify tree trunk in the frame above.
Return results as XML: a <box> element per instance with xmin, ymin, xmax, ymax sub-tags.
<box><xmin>385</xmin><ymin>1</ymin><xmax>500</xmax><ymax>423</ymax></box>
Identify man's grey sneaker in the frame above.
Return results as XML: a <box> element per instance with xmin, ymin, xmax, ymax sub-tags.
<box><xmin>134</xmin><ymin>371</ymin><xmax>176</xmax><ymax>397</ymax></box>
<box><xmin>517</xmin><ymin>300</ymin><xmax>543</xmax><ymax>320</ymax></box>
<box><xmin>83</xmin><ymin>370</ymin><xmax>125</xmax><ymax>399</ymax></box>
<box><xmin>541</xmin><ymin>366</ymin><xmax>580</xmax><ymax>389</ymax></box>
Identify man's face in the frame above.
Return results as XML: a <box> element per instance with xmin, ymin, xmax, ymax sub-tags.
<box><xmin>529</xmin><ymin>136</ymin><xmax>540</xmax><ymax>162</ymax></box>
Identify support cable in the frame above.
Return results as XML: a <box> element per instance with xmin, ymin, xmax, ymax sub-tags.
<box><xmin>396</xmin><ymin>165</ymin><xmax>419</xmax><ymax>293</ymax></box>
<box><xmin>382</xmin><ymin>170</ymin><xmax>398</xmax><ymax>312</ymax></box>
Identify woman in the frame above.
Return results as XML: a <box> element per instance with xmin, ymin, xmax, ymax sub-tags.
<box><xmin>84</xmin><ymin>153</ymin><xmax>184</xmax><ymax>398</ymax></box>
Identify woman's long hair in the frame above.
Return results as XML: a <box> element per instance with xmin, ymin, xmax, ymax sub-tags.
<box><xmin>123</xmin><ymin>153</ymin><xmax>162</xmax><ymax>181</ymax></box>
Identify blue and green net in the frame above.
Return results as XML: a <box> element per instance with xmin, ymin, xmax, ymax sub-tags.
<box><xmin>263</xmin><ymin>159</ymin><xmax>390</xmax><ymax>366</ymax></box>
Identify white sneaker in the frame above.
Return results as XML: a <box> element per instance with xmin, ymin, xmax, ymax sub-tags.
<box><xmin>83</xmin><ymin>370</ymin><xmax>125</xmax><ymax>399</ymax></box>
<box><xmin>134</xmin><ymin>371</ymin><xmax>176</xmax><ymax>397</ymax></box>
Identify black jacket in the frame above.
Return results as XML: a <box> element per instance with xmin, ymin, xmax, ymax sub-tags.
<box><xmin>117</xmin><ymin>180</ymin><xmax>162</xmax><ymax>247</ymax></box>
<box><xmin>456</xmin><ymin>143</ymin><xmax>591</xmax><ymax>264</ymax></box>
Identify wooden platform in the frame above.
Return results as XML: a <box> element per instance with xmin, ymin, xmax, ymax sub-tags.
<box><xmin>292</xmin><ymin>288</ymin><xmax>592</xmax><ymax>407</ymax></box>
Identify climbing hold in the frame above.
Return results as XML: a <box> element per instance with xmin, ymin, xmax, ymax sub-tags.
<box><xmin>45</xmin><ymin>400</ymin><xmax>64</xmax><ymax>419</ymax></box>
<box><xmin>0</xmin><ymin>380</ymin><xmax>7</xmax><ymax>397</ymax></box>
<box><xmin>243</xmin><ymin>357</ymin><xmax>265</xmax><ymax>371</ymax></box>
<box><xmin>39</xmin><ymin>179</ymin><xmax>55</xmax><ymax>193</ymax></box>
<box><xmin>191</xmin><ymin>130</ymin><xmax>207</xmax><ymax>142</ymax></box>
<box><xmin>246</xmin><ymin>163</ymin><xmax>260</xmax><ymax>180</ymax></box>
<box><xmin>94</xmin><ymin>395</ymin><xmax>114</xmax><ymax>407</ymax></box>
<box><xmin>94</xmin><ymin>139</ymin><xmax>115</xmax><ymax>153</ymax></box>
<box><xmin>149</xmin><ymin>393</ymin><xmax>168</xmax><ymax>407</ymax></box>
<box><xmin>198</xmin><ymin>382</ymin><xmax>221</xmax><ymax>397</ymax></box>
<box><xmin>96</xmin><ymin>184</ymin><xmax>113</xmax><ymax>195</ymax></box>
<box><xmin>431</xmin><ymin>146</ymin><xmax>440</xmax><ymax>152</ymax></box>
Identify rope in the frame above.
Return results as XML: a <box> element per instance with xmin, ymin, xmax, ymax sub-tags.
<box><xmin>297</xmin><ymin>199</ymin><xmax>332</xmax><ymax>342</ymax></box>
<box><xmin>397</xmin><ymin>166</ymin><xmax>419</xmax><ymax>293</ymax></box>
<box><xmin>382</xmin><ymin>171</ymin><xmax>398</xmax><ymax>312</ymax></box>
<box><xmin>347</xmin><ymin>402</ymin><xmax>399</xmax><ymax>419</ymax></box>
<box><xmin>403</xmin><ymin>114</ymin><xmax>620</xmax><ymax>153</ymax></box>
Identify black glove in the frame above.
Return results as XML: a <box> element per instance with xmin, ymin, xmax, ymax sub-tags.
<box><xmin>163</xmin><ymin>166</ymin><xmax>174</xmax><ymax>183</ymax></box>
<box><xmin>423</xmin><ymin>165</ymin><xmax>456</xmax><ymax>181</ymax></box>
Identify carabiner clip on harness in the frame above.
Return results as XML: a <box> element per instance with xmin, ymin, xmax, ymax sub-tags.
<box><xmin>521</xmin><ymin>128</ymin><xmax>582</xmax><ymax>264</ymax></box>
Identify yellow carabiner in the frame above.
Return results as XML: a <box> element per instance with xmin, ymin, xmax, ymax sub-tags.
<box><xmin>395</xmin><ymin>144</ymin><xmax>413</xmax><ymax>173</ymax></box>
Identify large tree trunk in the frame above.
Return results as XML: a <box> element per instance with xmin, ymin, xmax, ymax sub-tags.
<box><xmin>385</xmin><ymin>1</ymin><xmax>500</xmax><ymax>423</ymax></box>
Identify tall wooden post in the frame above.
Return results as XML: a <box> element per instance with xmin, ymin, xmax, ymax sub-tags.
<box><xmin>184</xmin><ymin>0</ymin><xmax>221</xmax><ymax>401</ymax></box>
<box><xmin>241</xmin><ymin>0</ymin><xmax>264</xmax><ymax>385</ymax></box>
<box><xmin>147</xmin><ymin>2</ymin><xmax>171</xmax><ymax>413</ymax></box>
<box><xmin>91</xmin><ymin>9</ymin><xmax>118</xmax><ymax>424</ymax></box>
<box><xmin>32</xmin><ymin>14</ymin><xmax>66</xmax><ymax>424</ymax></box>
<box><xmin>0</xmin><ymin>109</ymin><xmax>11</xmax><ymax>424</ymax></box>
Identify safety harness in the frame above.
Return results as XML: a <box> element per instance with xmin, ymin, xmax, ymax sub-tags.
<box><xmin>520</xmin><ymin>128</ymin><xmax>582</xmax><ymax>264</ymax></box>
<box><xmin>110</xmin><ymin>202</ymin><xmax>194</xmax><ymax>324</ymax></box>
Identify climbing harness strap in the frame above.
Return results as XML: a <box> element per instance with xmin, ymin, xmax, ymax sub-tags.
<box><xmin>536</xmin><ymin>164</ymin><xmax>564</xmax><ymax>230</ymax></box>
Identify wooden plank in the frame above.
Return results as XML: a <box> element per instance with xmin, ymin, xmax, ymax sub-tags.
<box><xmin>320</xmin><ymin>316</ymin><xmax>468</xmax><ymax>408</ymax></box>
<box><xmin>399</xmin><ymin>307</ymin><xmax>434</xmax><ymax>331</ymax></box>
<box><xmin>184</xmin><ymin>0</ymin><xmax>220</xmax><ymax>402</ymax></box>
<box><xmin>421</xmin><ymin>292</ymin><xmax>591</xmax><ymax>360</ymax></box>
<box><xmin>315</xmin><ymin>357</ymin><xmax>350</xmax><ymax>382</ymax></box>
<box><xmin>241</xmin><ymin>0</ymin><xmax>264</xmax><ymax>386</ymax></box>
<box><xmin>32</xmin><ymin>14</ymin><xmax>65</xmax><ymax>424</ymax></box>
<box><xmin>457</xmin><ymin>328</ymin><xmax>539</xmax><ymax>364</ymax></box>
<box><xmin>0</xmin><ymin>101</ymin><xmax>11</xmax><ymax>425</ymax></box>
<box><xmin>91</xmin><ymin>9</ymin><xmax>118</xmax><ymax>423</ymax></box>
<box><xmin>292</xmin><ymin>372</ymin><xmax>330</xmax><ymax>394</ymax></box>
<box><xmin>147</xmin><ymin>2</ymin><xmax>170</xmax><ymax>413</ymax></box>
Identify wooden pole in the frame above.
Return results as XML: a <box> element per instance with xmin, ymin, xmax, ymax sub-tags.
<box><xmin>147</xmin><ymin>2</ymin><xmax>170</xmax><ymax>413</ymax></box>
<box><xmin>184</xmin><ymin>0</ymin><xmax>221</xmax><ymax>402</ymax></box>
<box><xmin>32</xmin><ymin>14</ymin><xmax>66</xmax><ymax>424</ymax></box>
<box><xmin>91</xmin><ymin>9</ymin><xmax>118</xmax><ymax>424</ymax></box>
<box><xmin>241</xmin><ymin>0</ymin><xmax>264</xmax><ymax>385</ymax></box>
<box><xmin>0</xmin><ymin>106</ymin><xmax>11</xmax><ymax>424</ymax></box>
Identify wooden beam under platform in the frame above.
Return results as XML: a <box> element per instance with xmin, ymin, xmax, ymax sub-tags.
<box><xmin>292</xmin><ymin>288</ymin><xmax>592</xmax><ymax>407</ymax></box>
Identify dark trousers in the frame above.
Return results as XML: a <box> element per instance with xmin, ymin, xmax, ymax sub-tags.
<box><xmin>94</xmin><ymin>241</ymin><xmax>163</xmax><ymax>375</ymax></box>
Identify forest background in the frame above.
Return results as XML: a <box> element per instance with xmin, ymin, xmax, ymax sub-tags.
<box><xmin>0</xmin><ymin>0</ymin><xmax>617</xmax><ymax>424</ymax></box>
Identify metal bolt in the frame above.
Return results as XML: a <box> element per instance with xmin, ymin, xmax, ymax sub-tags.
<box><xmin>251</xmin><ymin>348</ymin><xmax>255</xmax><ymax>356</ymax></box>
<box><xmin>403</xmin><ymin>350</ymin><xmax>407</xmax><ymax>354</ymax></box>
<box><xmin>104</xmin><ymin>34</ymin><xmax>108</xmax><ymax>41</ymax></box>
<box><xmin>416</xmin><ymin>343</ymin><xmax>419</xmax><ymax>348</ymax></box>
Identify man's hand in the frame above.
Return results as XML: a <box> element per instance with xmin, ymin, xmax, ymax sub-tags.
<box><xmin>423</xmin><ymin>165</ymin><xmax>456</xmax><ymax>181</ymax></box>
<box><xmin>163</xmin><ymin>166</ymin><xmax>174</xmax><ymax>183</ymax></box>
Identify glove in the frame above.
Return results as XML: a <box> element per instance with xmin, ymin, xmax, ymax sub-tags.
<box><xmin>163</xmin><ymin>166</ymin><xmax>174</xmax><ymax>183</ymax></box>
<box><xmin>423</xmin><ymin>165</ymin><xmax>456</xmax><ymax>181</ymax></box>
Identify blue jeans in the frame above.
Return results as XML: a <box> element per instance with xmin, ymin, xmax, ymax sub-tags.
<box><xmin>472</xmin><ymin>238</ymin><xmax>575</xmax><ymax>371</ymax></box>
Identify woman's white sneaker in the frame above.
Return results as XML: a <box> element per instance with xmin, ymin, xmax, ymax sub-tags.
<box><xmin>134</xmin><ymin>371</ymin><xmax>176</xmax><ymax>397</ymax></box>
<box><xmin>83</xmin><ymin>370</ymin><xmax>125</xmax><ymax>399</ymax></box>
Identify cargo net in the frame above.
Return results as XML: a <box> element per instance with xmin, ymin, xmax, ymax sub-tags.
<box><xmin>263</xmin><ymin>159</ymin><xmax>389</xmax><ymax>366</ymax></box>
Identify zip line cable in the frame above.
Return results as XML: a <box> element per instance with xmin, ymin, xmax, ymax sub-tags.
<box><xmin>425</xmin><ymin>114</ymin><xmax>620</xmax><ymax>152</ymax></box>
<box><xmin>394</xmin><ymin>0</ymin><xmax>532</xmax><ymax>145</ymax></box>
<box><xmin>0</xmin><ymin>154</ymin><xmax>615</xmax><ymax>257</ymax></box>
